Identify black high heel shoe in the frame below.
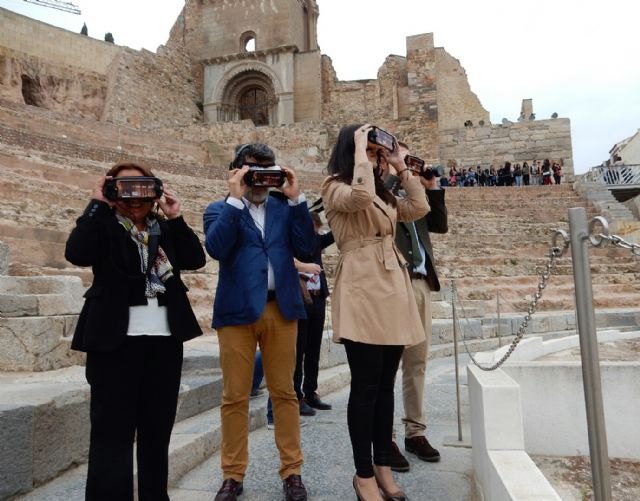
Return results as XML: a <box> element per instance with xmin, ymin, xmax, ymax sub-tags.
<box><xmin>377</xmin><ymin>485</ymin><xmax>408</xmax><ymax>501</ymax></box>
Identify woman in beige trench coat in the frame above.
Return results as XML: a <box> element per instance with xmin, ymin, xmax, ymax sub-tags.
<box><xmin>321</xmin><ymin>124</ymin><xmax>429</xmax><ymax>501</ymax></box>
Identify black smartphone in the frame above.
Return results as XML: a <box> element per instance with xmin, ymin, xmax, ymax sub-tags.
<box><xmin>404</xmin><ymin>155</ymin><xmax>426</xmax><ymax>175</ymax></box>
<box><xmin>368</xmin><ymin>126</ymin><xmax>395</xmax><ymax>152</ymax></box>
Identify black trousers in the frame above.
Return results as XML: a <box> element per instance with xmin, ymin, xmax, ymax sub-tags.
<box><xmin>85</xmin><ymin>336</ymin><xmax>183</xmax><ymax>501</ymax></box>
<box><xmin>343</xmin><ymin>340</ymin><xmax>404</xmax><ymax>478</ymax></box>
<box><xmin>293</xmin><ymin>295</ymin><xmax>326</xmax><ymax>399</ymax></box>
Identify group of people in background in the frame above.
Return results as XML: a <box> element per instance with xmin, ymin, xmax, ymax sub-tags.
<box><xmin>444</xmin><ymin>158</ymin><xmax>563</xmax><ymax>187</ymax></box>
<box><xmin>65</xmin><ymin>123</ymin><xmax>448</xmax><ymax>501</ymax></box>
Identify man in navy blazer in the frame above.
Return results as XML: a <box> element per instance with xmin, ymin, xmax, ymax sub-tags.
<box><xmin>203</xmin><ymin>143</ymin><xmax>314</xmax><ymax>501</ymax></box>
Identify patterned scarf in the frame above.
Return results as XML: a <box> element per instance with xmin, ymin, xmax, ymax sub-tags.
<box><xmin>117</xmin><ymin>215</ymin><xmax>174</xmax><ymax>297</ymax></box>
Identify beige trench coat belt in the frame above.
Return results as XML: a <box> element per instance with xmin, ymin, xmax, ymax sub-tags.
<box><xmin>338</xmin><ymin>235</ymin><xmax>406</xmax><ymax>271</ymax></box>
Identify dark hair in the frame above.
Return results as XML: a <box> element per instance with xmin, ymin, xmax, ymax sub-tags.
<box><xmin>230</xmin><ymin>143</ymin><xmax>276</xmax><ymax>168</ymax></box>
<box><xmin>327</xmin><ymin>124</ymin><xmax>396</xmax><ymax>207</ymax></box>
<box><xmin>106</xmin><ymin>161</ymin><xmax>154</xmax><ymax>178</ymax></box>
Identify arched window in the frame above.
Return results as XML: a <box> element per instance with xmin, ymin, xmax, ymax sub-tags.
<box><xmin>240</xmin><ymin>31</ymin><xmax>256</xmax><ymax>53</ymax></box>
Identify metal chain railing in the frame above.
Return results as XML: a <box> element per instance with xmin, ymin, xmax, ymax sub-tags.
<box><xmin>453</xmin><ymin>229</ymin><xmax>571</xmax><ymax>371</ymax></box>
<box><xmin>588</xmin><ymin>216</ymin><xmax>640</xmax><ymax>258</ymax></box>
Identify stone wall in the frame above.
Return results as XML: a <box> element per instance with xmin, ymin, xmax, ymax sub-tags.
<box><xmin>102</xmin><ymin>46</ymin><xmax>201</xmax><ymax>129</ymax></box>
<box><xmin>0</xmin><ymin>7</ymin><xmax>200</xmax><ymax>129</ymax></box>
<box><xmin>435</xmin><ymin>48</ymin><xmax>489</xmax><ymax>131</ymax></box>
<box><xmin>0</xmin><ymin>8</ymin><xmax>120</xmax><ymax>74</ymax></box>
<box><xmin>0</xmin><ymin>47</ymin><xmax>108</xmax><ymax>120</ymax></box>
<box><xmin>198</xmin><ymin>0</ymin><xmax>308</xmax><ymax>58</ymax></box>
<box><xmin>439</xmin><ymin>118</ymin><xmax>574</xmax><ymax>176</ymax></box>
<box><xmin>294</xmin><ymin>50</ymin><xmax>322</xmax><ymax>121</ymax></box>
<box><xmin>0</xmin><ymin>100</ymin><xmax>210</xmax><ymax>177</ymax></box>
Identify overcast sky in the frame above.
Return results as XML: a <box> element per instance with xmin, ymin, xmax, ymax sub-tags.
<box><xmin>1</xmin><ymin>0</ymin><xmax>638</xmax><ymax>173</ymax></box>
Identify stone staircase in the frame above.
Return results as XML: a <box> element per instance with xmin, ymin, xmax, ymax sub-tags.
<box><xmin>431</xmin><ymin>185</ymin><xmax>640</xmax><ymax>319</ymax></box>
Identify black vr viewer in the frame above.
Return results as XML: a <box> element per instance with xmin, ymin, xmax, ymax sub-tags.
<box><xmin>404</xmin><ymin>155</ymin><xmax>444</xmax><ymax>179</ymax></box>
<box><xmin>103</xmin><ymin>176</ymin><xmax>164</xmax><ymax>201</ymax></box>
<box><xmin>368</xmin><ymin>126</ymin><xmax>395</xmax><ymax>152</ymax></box>
<box><xmin>243</xmin><ymin>165</ymin><xmax>287</xmax><ymax>188</ymax></box>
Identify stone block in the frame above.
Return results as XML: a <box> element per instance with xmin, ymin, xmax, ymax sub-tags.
<box><xmin>487</xmin><ymin>451</ymin><xmax>561</xmax><ymax>501</ymax></box>
<box><xmin>0</xmin><ymin>403</ymin><xmax>34</xmax><ymax>499</ymax></box>
<box><xmin>0</xmin><ymin>316</ymin><xmax>83</xmax><ymax>371</ymax></box>
<box><xmin>0</xmin><ymin>293</ymin><xmax>39</xmax><ymax>317</ymax></box>
<box><xmin>32</xmin><ymin>392</ymin><xmax>90</xmax><ymax>485</ymax></box>
<box><xmin>0</xmin><ymin>275</ymin><xmax>84</xmax><ymax>297</ymax></box>
<box><xmin>468</xmin><ymin>366</ymin><xmax>524</xmax><ymax>452</ymax></box>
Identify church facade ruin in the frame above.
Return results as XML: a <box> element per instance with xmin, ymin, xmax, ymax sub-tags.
<box><xmin>0</xmin><ymin>0</ymin><xmax>573</xmax><ymax>175</ymax></box>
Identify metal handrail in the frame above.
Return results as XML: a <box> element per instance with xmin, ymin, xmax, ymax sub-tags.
<box><xmin>585</xmin><ymin>164</ymin><xmax>640</xmax><ymax>186</ymax></box>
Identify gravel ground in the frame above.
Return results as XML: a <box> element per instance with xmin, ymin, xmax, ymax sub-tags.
<box><xmin>533</xmin><ymin>456</ymin><xmax>640</xmax><ymax>501</ymax></box>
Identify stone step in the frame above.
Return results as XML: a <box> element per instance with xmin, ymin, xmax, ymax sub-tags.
<box><xmin>439</xmin><ymin>262</ymin><xmax>640</xmax><ymax>277</ymax></box>
<box><xmin>12</xmin><ymin>363</ymin><xmax>352</xmax><ymax>500</ymax></box>
<box><xmin>0</xmin><ymin>333</ymin><xmax>347</xmax><ymax>499</ymax></box>
<box><xmin>0</xmin><ymin>364</ymin><xmax>225</xmax><ymax>499</ymax></box>
<box><xmin>430</xmin><ymin>308</ymin><xmax>640</xmax><ymax>347</ymax></box>
<box><xmin>447</xmin><ymin>273</ymin><xmax>640</xmax><ymax>288</ymax></box>
<box><xmin>0</xmin><ymin>275</ymin><xmax>84</xmax><ymax>296</ymax></box>
<box><xmin>436</xmin><ymin>254</ymin><xmax>634</xmax><ymax>266</ymax></box>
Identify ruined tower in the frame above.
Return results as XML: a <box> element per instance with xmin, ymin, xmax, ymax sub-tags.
<box><xmin>192</xmin><ymin>0</ymin><xmax>321</xmax><ymax>126</ymax></box>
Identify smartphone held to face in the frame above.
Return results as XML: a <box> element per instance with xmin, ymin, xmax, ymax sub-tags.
<box><xmin>404</xmin><ymin>155</ymin><xmax>426</xmax><ymax>175</ymax></box>
<box><xmin>367</xmin><ymin>126</ymin><xmax>395</xmax><ymax>152</ymax></box>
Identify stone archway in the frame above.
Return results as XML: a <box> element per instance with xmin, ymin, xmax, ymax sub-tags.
<box><xmin>218</xmin><ymin>70</ymin><xmax>277</xmax><ymax>126</ymax></box>
<box><xmin>205</xmin><ymin>61</ymin><xmax>293</xmax><ymax>125</ymax></box>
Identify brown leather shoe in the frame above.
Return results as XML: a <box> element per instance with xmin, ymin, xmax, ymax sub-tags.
<box><xmin>389</xmin><ymin>441</ymin><xmax>410</xmax><ymax>472</ymax></box>
<box><xmin>405</xmin><ymin>435</ymin><xmax>440</xmax><ymax>462</ymax></box>
<box><xmin>305</xmin><ymin>393</ymin><xmax>332</xmax><ymax>410</ymax></box>
<box><xmin>283</xmin><ymin>474</ymin><xmax>308</xmax><ymax>501</ymax></box>
<box><xmin>214</xmin><ymin>478</ymin><xmax>243</xmax><ymax>501</ymax></box>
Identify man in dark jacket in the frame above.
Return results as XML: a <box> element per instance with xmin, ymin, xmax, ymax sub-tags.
<box><xmin>385</xmin><ymin>143</ymin><xmax>449</xmax><ymax>471</ymax></box>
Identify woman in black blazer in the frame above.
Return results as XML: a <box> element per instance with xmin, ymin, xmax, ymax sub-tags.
<box><xmin>65</xmin><ymin>161</ymin><xmax>205</xmax><ymax>501</ymax></box>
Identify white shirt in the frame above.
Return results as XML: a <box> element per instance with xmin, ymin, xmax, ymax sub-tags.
<box><xmin>409</xmin><ymin>221</ymin><xmax>428</xmax><ymax>276</ymax></box>
<box><xmin>127</xmin><ymin>297</ymin><xmax>171</xmax><ymax>336</ymax></box>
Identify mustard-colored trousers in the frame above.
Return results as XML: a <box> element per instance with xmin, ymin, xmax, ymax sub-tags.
<box><xmin>217</xmin><ymin>301</ymin><xmax>303</xmax><ymax>480</ymax></box>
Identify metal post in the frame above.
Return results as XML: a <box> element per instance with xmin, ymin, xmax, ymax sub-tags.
<box><xmin>451</xmin><ymin>280</ymin><xmax>463</xmax><ymax>442</ymax></box>
<box><xmin>568</xmin><ymin>207</ymin><xmax>611</xmax><ymax>501</ymax></box>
